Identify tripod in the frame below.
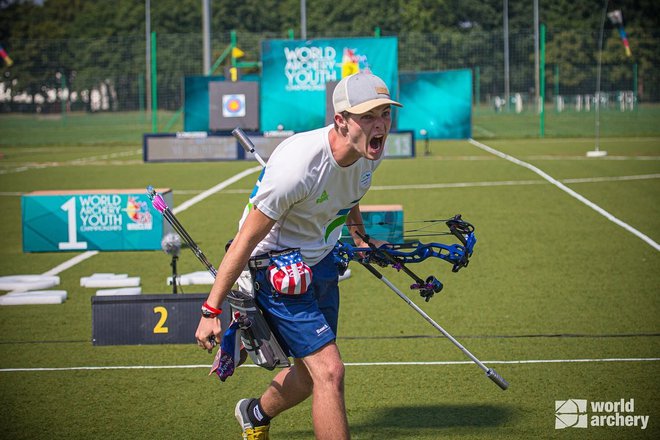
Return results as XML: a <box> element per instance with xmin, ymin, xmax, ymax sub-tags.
<box><xmin>170</xmin><ymin>253</ymin><xmax>179</xmax><ymax>294</ymax></box>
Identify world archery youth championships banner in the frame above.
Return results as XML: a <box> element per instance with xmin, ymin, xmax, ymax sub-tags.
<box><xmin>261</xmin><ymin>37</ymin><xmax>398</xmax><ymax>132</ymax></box>
<box><xmin>22</xmin><ymin>189</ymin><xmax>173</xmax><ymax>252</ymax></box>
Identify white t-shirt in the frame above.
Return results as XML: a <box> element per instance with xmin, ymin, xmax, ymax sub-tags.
<box><xmin>242</xmin><ymin>124</ymin><xmax>383</xmax><ymax>265</ymax></box>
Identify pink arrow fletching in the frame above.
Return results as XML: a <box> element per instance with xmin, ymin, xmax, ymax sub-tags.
<box><xmin>152</xmin><ymin>193</ymin><xmax>168</xmax><ymax>213</ymax></box>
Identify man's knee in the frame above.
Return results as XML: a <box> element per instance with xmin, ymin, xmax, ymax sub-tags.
<box><xmin>304</xmin><ymin>346</ymin><xmax>346</xmax><ymax>390</ymax></box>
<box><xmin>324</xmin><ymin>359</ymin><xmax>345</xmax><ymax>390</ymax></box>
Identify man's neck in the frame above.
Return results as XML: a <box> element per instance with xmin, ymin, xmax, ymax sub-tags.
<box><xmin>328</xmin><ymin>127</ymin><xmax>360</xmax><ymax>167</ymax></box>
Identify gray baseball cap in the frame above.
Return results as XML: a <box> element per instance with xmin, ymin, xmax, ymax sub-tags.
<box><xmin>332</xmin><ymin>72</ymin><xmax>402</xmax><ymax>114</ymax></box>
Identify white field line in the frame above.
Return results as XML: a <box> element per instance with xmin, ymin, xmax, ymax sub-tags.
<box><xmin>41</xmin><ymin>251</ymin><xmax>100</xmax><ymax>277</ymax></box>
<box><xmin>371</xmin><ymin>180</ymin><xmax>542</xmax><ymax>190</ymax></box>
<box><xmin>2</xmin><ymin>174</ymin><xmax>658</xmax><ymax>198</ymax></box>
<box><xmin>472</xmin><ymin>125</ymin><xmax>496</xmax><ymax>137</ymax></box>
<box><xmin>39</xmin><ymin>166</ymin><xmax>262</xmax><ymax>277</ymax></box>
<box><xmin>527</xmin><ymin>155</ymin><xmax>660</xmax><ymax>161</ymax></box>
<box><xmin>468</xmin><ymin>138</ymin><xmax>660</xmax><ymax>252</ymax></box>
<box><xmin>3</xmin><ymin>173</ymin><xmax>657</xmax><ymax>198</ymax></box>
<box><xmin>172</xmin><ymin>166</ymin><xmax>261</xmax><ymax>214</ymax></box>
<box><xmin>562</xmin><ymin>174</ymin><xmax>660</xmax><ymax>183</ymax></box>
<box><xmin>146</xmin><ymin>173</ymin><xmax>660</xmax><ymax>197</ymax></box>
<box><xmin>2</xmin><ymin>151</ymin><xmax>655</xmax><ymax>176</ymax></box>
<box><xmin>371</xmin><ymin>173</ymin><xmax>660</xmax><ymax>191</ymax></box>
<box><xmin>0</xmin><ymin>149</ymin><xmax>141</xmax><ymax>175</ymax></box>
<box><xmin>427</xmin><ymin>155</ymin><xmax>660</xmax><ymax>161</ymax></box>
<box><xmin>1</xmin><ymin>357</ymin><xmax>659</xmax><ymax>373</ymax></box>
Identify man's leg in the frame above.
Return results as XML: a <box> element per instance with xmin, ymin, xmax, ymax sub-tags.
<box><xmin>259</xmin><ymin>359</ymin><xmax>314</xmax><ymax>416</ymax></box>
<box><xmin>246</xmin><ymin>253</ymin><xmax>346</xmax><ymax>437</ymax></box>
<box><xmin>257</xmin><ymin>342</ymin><xmax>348</xmax><ymax>440</ymax></box>
<box><xmin>303</xmin><ymin>342</ymin><xmax>349</xmax><ymax>440</ymax></box>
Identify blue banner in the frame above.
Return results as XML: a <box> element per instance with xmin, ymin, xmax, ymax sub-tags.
<box><xmin>22</xmin><ymin>190</ymin><xmax>172</xmax><ymax>252</ymax></box>
<box><xmin>261</xmin><ymin>37</ymin><xmax>399</xmax><ymax>132</ymax></box>
<box><xmin>398</xmin><ymin>69</ymin><xmax>473</xmax><ymax>139</ymax></box>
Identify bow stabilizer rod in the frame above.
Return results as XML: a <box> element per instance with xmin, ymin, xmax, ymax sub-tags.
<box><xmin>232</xmin><ymin>127</ymin><xmax>267</xmax><ymax>167</ymax></box>
<box><xmin>359</xmin><ymin>259</ymin><xmax>508</xmax><ymax>390</ymax></box>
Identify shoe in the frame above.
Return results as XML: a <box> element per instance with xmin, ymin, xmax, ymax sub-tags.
<box><xmin>235</xmin><ymin>398</ymin><xmax>270</xmax><ymax>440</ymax></box>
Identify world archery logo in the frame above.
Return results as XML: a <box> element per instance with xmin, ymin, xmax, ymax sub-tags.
<box><xmin>555</xmin><ymin>399</ymin><xmax>588</xmax><ymax>429</ymax></box>
<box><xmin>555</xmin><ymin>398</ymin><xmax>650</xmax><ymax>430</ymax></box>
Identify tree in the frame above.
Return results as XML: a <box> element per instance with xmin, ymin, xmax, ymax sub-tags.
<box><xmin>1</xmin><ymin>0</ymin><xmax>659</xmax><ymax>111</ymax></box>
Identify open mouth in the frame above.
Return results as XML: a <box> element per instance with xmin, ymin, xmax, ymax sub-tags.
<box><xmin>369</xmin><ymin>135</ymin><xmax>384</xmax><ymax>151</ymax></box>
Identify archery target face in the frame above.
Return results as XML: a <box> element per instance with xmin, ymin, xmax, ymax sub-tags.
<box><xmin>222</xmin><ymin>94</ymin><xmax>246</xmax><ymax>118</ymax></box>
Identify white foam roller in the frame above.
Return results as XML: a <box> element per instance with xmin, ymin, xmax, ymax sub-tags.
<box><xmin>4</xmin><ymin>290</ymin><xmax>68</xmax><ymax>300</ymax></box>
<box><xmin>89</xmin><ymin>273</ymin><xmax>127</xmax><ymax>278</ymax></box>
<box><xmin>80</xmin><ymin>273</ymin><xmax>129</xmax><ymax>287</ymax></box>
<box><xmin>338</xmin><ymin>269</ymin><xmax>352</xmax><ymax>282</ymax></box>
<box><xmin>167</xmin><ymin>271</ymin><xmax>215</xmax><ymax>286</ymax></box>
<box><xmin>0</xmin><ymin>275</ymin><xmax>60</xmax><ymax>292</ymax></box>
<box><xmin>95</xmin><ymin>287</ymin><xmax>142</xmax><ymax>296</ymax></box>
<box><xmin>81</xmin><ymin>276</ymin><xmax>140</xmax><ymax>288</ymax></box>
<box><xmin>0</xmin><ymin>292</ymin><xmax>65</xmax><ymax>305</ymax></box>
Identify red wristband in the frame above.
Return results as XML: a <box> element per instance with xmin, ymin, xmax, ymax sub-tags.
<box><xmin>202</xmin><ymin>302</ymin><xmax>222</xmax><ymax>315</ymax></box>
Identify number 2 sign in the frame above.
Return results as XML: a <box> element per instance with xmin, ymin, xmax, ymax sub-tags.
<box><xmin>92</xmin><ymin>294</ymin><xmax>229</xmax><ymax>346</ymax></box>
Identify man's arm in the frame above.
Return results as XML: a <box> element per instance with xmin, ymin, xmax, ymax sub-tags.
<box><xmin>346</xmin><ymin>204</ymin><xmax>387</xmax><ymax>248</ymax></box>
<box><xmin>195</xmin><ymin>206</ymin><xmax>276</xmax><ymax>351</ymax></box>
<box><xmin>346</xmin><ymin>204</ymin><xmax>367</xmax><ymax>246</ymax></box>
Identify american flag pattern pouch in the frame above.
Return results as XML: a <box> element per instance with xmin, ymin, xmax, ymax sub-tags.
<box><xmin>267</xmin><ymin>248</ymin><xmax>313</xmax><ymax>295</ymax></box>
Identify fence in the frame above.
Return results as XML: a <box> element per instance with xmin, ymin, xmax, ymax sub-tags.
<box><xmin>1</xmin><ymin>28</ymin><xmax>658</xmax><ymax>117</ymax></box>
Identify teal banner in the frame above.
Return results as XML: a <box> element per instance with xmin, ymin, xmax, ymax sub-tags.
<box><xmin>398</xmin><ymin>69</ymin><xmax>473</xmax><ymax>139</ymax></box>
<box><xmin>183</xmin><ymin>76</ymin><xmax>223</xmax><ymax>132</ymax></box>
<box><xmin>340</xmin><ymin>205</ymin><xmax>403</xmax><ymax>244</ymax></box>
<box><xmin>22</xmin><ymin>190</ymin><xmax>172</xmax><ymax>252</ymax></box>
<box><xmin>261</xmin><ymin>37</ymin><xmax>399</xmax><ymax>132</ymax></box>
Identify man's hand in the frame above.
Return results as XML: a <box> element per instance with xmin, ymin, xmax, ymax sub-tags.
<box><xmin>354</xmin><ymin>237</ymin><xmax>388</xmax><ymax>250</ymax></box>
<box><xmin>346</xmin><ymin>204</ymin><xmax>389</xmax><ymax>257</ymax></box>
<box><xmin>195</xmin><ymin>316</ymin><xmax>221</xmax><ymax>353</ymax></box>
<box><xmin>353</xmin><ymin>237</ymin><xmax>390</xmax><ymax>265</ymax></box>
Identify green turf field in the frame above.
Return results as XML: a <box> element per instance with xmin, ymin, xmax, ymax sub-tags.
<box><xmin>0</xmin><ymin>111</ymin><xmax>658</xmax><ymax>439</ymax></box>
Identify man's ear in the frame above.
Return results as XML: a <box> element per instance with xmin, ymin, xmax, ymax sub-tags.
<box><xmin>334</xmin><ymin>112</ymin><xmax>348</xmax><ymax>129</ymax></box>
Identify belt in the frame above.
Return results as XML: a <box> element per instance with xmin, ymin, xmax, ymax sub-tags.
<box><xmin>248</xmin><ymin>254</ymin><xmax>271</xmax><ymax>269</ymax></box>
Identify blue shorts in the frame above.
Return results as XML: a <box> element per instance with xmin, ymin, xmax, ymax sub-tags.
<box><xmin>252</xmin><ymin>251</ymin><xmax>339</xmax><ymax>359</ymax></box>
